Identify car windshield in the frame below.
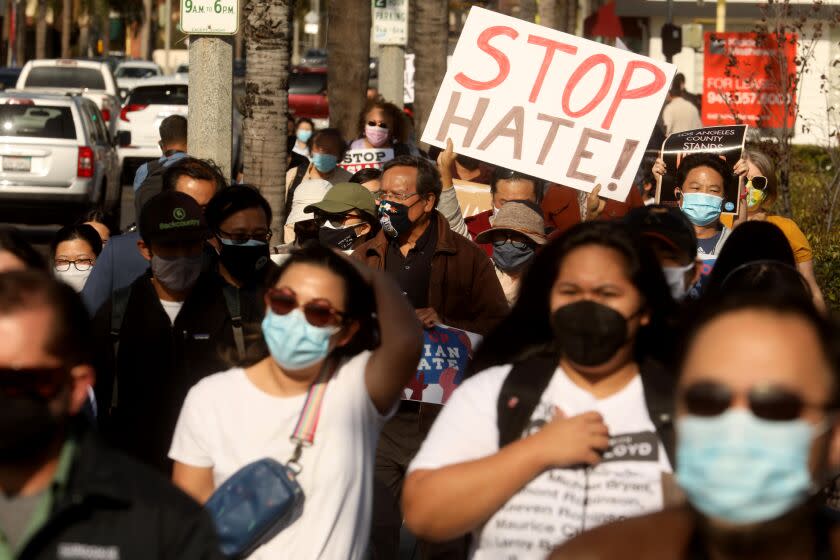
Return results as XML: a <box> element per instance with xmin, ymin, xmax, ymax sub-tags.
<box><xmin>116</xmin><ymin>67</ymin><xmax>158</xmax><ymax>79</ymax></box>
<box><xmin>127</xmin><ymin>85</ymin><xmax>189</xmax><ymax>105</ymax></box>
<box><xmin>290</xmin><ymin>73</ymin><xmax>326</xmax><ymax>95</ymax></box>
<box><xmin>24</xmin><ymin>66</ymin><xmax>106</xmax><ymax>90</ymax></box>
<box><xmin>0</xmin><ymin>105</ymin><xmax>76</xmax><ymax>139</ymax></box>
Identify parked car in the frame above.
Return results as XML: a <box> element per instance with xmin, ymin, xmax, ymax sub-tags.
<box><xmin>289</xmin><ymin>66</ymin><xmax>328</xmax><ymax>129</ymax></box>
<box><xmin>114</xmin><ymin>61</ymin><xmax>163</xmax><ymax>100</ymax></box>
<box><xmin>16</xmin><ymin>59</ymin><xmax>120</xmax><ymax>135</ymax></box>
<box><xmin>0</xmin><ymin>92</ymin><xmax>121</xmax><ymax>225</ymax></box>
<box><xmin>116</xmin><ymin>76</ymin><xmax>242</xmax><ymax>184</ymax></box>
<box><xmin>174</xmin><ymin>63</ymin><xmax>189</xmax><ymax>79</ymax></box>
<box><xmin>300</xmin><ymin>49</ymin><xmax>327</xmax><ymax>67</ymax></box>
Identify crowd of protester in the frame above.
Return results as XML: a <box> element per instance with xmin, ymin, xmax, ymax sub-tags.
<box><xmin>0</xmin><ymin>96</ymin><xmax>837</xmax><ymax>560</ymax></box>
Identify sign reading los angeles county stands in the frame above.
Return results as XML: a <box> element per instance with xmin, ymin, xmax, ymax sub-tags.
<box><xmin>180</xmin><ymin>0</ymin><xmax>239</xmax><ymax>35</ymax></box>
<box><xmin>420</xmin><ymin>7</ymin><xmax>676</xmax><ymax>203</ymax></box>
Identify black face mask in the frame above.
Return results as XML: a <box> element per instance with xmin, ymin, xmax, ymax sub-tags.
<box><xmin>318</xmin><ymin>224</ymin><xmax>359</xmax><ymax>251</ymax></box>
<box><xmin>550</xmin><ymin>300</ymin><xmax>634</xmax><ymax>367</ymax></box>
<box><xmin>0</xmin><ymin>394</ymin><xmax>64</xmax><ymax>462</ymax></box>
<box><xmin>218</xmin><ymin>240</ymin><xmax>270</xmax><ymax>286</ymax></box>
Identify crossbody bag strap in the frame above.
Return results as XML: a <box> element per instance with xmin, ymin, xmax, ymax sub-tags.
<box><xmin>286</xmin><ymin>359</ymin><xmax>338</xmax><ymax>473</ymax></box>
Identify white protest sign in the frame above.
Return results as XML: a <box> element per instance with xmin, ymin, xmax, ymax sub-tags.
<box><xmin>339</xmin><ymin>148</ymin><xmax>395</xmax><ymax>174</ymax></box>
<box><xmin>421</xmin><ymin>7</ymin><xmax>676</xmax><ymax>202</ymax></box>
<box><xmin>180</xmin><ymin>0</ymin><xmax>239</xmax><ymax>34</ymax></box>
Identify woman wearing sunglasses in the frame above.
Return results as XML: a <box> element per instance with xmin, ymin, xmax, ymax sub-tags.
<box><xmin>402</xmin><ymin>222</ymin><xmax>679</xmax><ymax>557</ymax></box>
<box><xmin>552</xmin><ymin>292</ymin><xmax>840</xmax><ymax>560</ymax></box>
<box><xmin>168</xmin><ymin>244</ymin><xmax>422</xmax><ymax>559</ymax></box>
<box><xmin>721</xmin><ymin>149</ymin><xmax>826</xmax><ymax>311</ymax></box>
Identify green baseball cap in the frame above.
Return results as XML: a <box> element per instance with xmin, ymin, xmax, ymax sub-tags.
<box><xmin>304</xmin><ymin>182</ymin><xmax>377</xmax><ymax>221</ymax></box>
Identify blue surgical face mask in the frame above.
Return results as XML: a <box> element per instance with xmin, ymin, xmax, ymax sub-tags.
<box><xmin>676</xmin><ymin>409</ymin><xmax>818</xmax><ymax>524</ymax></box>
<box><xmin>296</xmin><ymin>129</ymin><xmax>312</xmax><ymax>143</ymax></box>
<box><xmin>662</xmin><ymin>262</ymin><xmax>695</xmax><ymax>301</ymax></box>
<box><xmin>680</xmin><ymin>192</ymin><xmax>723</xmax><ymax>226</ymax></box>
<box><xmin>311</xmin><ymin>153</ymin><xmax>338</xmax><ymax>173</ymax></box>
<box><xmin>493</xmin><ymin>241</ymin><xmax>534</xmax><ymax>272</ymax></box>
<box><xmin>261</xmin><ymin>309</ymin><xmax>338</xmax><ymax>371</ymax></box>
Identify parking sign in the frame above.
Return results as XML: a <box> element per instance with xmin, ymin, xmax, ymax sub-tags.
<box><xmin>180</xmin><ymin>0</ymin><xmax>239</xmax><ymax>35</ymax></box>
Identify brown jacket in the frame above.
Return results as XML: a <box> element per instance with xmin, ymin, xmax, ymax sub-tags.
<box><xmin>551</xmin><ymin>506</ymin><xmax>840</xmax><ymax>560</ymax></box>
<box><xmin>351</xmin><ymin>211</ymin><xmax>508</xmax><ymax>336</ymax></box>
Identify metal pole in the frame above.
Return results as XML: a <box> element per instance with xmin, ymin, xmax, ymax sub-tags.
<box><xmin>188</xmin><ymin>36</ymin><xmax>233</xmax><ymax>179</ymax></box>
<box><xmin>716</xmin><ymin>0</ymin><xmax>726</xmax><ymax>32</ymax></box>
<box><xmin>164</xmin><ymin>0</ymin><xmax>171</xmax><ymax>73</ymax></box>
<box><xmin>379</xmin><ymin>45</ymin><xmax>405</xmax><ymax>109</ymax></box>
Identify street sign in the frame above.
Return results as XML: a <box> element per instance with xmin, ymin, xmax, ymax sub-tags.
<box><xmin>372</xmin><ymin>0</ymin><xmax>408</xmax><ymax>45</ymax></box>
<box><xmin>180</xmin><ymin>0</ymin><xmax>239</xmax><ymax>35</ymax></box>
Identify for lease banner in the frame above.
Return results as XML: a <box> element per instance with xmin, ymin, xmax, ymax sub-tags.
<box><xmin>420</xmin><ymin>7</ymin><xmax>676</xmax><ymax>202</ymax></box>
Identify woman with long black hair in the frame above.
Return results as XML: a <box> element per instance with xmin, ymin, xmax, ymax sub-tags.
<box><xmin>402</xmin><ymin>221</ymin><xmax>679</xmax><ymax>558</ymax></box>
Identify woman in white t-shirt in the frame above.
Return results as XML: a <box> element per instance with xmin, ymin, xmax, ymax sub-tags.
<box><xmin>168</xmin><ymin>244</ymin><xmax>422</xmax><ymax>559</ymax></box>
<box><xmin>403</xmin><ymin>221</ymin><xmax>680</xmax><ymax>559</ymax></box>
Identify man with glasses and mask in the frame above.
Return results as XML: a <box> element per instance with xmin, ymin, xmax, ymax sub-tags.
<box><xmin>91</xmin><ymin>191</ymin><xmax>236</xmax><ymax>473</ymax></box>
<box><xmin>0</xmin><ymin>271</ymin><xmax>222</xmax><ymax>559</ymax></box>
<box><xmin>552</xmin><ymin>292</ymin><xmax>840</xmax><ymax>560</ymax></box>
<box><xmin>353</xmin><ymin>155</ymin><xmax>507</xmax><ymax>560</ymax></box>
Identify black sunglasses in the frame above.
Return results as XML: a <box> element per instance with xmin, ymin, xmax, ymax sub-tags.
<box><xmin>748</xmin><ymin>175</ymin><xmax>768</xmax><ymax>191</ymax></box>
<box><xmin>0</xmin><ymin>367</ymin><xmax>68</xmax><ymax>400</ymax></box>
<box><xmin>266</xmin><ymin>287</ymin><xmax>346</xmax><ymax>328</ymax></box>
<box><xmin>681</xmin><ymin>381</ymin><xmax>826</xmax><ymax>422</ymax></box>
<box><xmin>367</xmin><ymin>120</ymin><xmax>388</xmax><ymax>129</ymax></box>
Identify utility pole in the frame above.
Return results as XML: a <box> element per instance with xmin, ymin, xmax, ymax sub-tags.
<box><xmin>373</xmin><ymin>0</ymin><xmax>408</xmax><ymax>108</ymax></box>
<box><xmin>164</xmin><ymin>0</ymin><xmax>172</xmax><ymax>73</ymax></box>
<box><xmin>181</xmin><ymin>0</ymin><xmax>239</xmax><ymax>180</ymax></box>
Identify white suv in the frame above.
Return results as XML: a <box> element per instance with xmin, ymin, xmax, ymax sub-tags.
<box><xmin>0</xmin><ymin>92</ymin><xmax>120</xmax><ymax>225</ymax></box>
<box><xmin>16</xmin><ymin>59</ymin><xmax>120</xmax><ymax>135</ymax></box>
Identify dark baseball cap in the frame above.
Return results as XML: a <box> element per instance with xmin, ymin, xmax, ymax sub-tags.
<box><xmin>139</xmin><ymin>190</ymin><xmax>209</xmax><ymax>244</ymax></box>
<box><xmin>303</xmin><ymin>182</ymin><xmax>377</xmax><ymax>222</ymax></box>
<box><xmin>624</xmin><ymin>204</ymin><xmax>697</xmax><ymax>260</ymax></box>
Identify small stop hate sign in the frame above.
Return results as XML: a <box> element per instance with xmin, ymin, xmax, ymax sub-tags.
<box><xmin>421</xmin><ymin>7</ymin><xmax>676</xmax><ymax>202</ymax></box>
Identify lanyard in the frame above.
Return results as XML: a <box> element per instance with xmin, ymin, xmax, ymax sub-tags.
<box><xmin>287</xmin><ymin>360</ymin><xmax>336</xmax><ymax>473</ymax></box>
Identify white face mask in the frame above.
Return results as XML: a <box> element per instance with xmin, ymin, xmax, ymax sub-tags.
<box><xmin>662</xmin><ymin>262</ymin><xmax>695</xmax><ymax>301</ymax></box>
<box><xmin>55</xmin><ymin>267</ymin><xmax>91</xmax><ymax>293</ymax></box>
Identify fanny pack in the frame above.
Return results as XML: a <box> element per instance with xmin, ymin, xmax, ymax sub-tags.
<box><xmin>205</xmin><ymin>362</ymin><xmax>335</xmax><ymax>558</ymax></box>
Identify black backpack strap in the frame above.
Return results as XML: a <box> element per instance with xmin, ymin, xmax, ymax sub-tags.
<box><xmin>109</xmin><ymin>285</ymin><xmax>132</xmax><ymax>411</ymax></box>
<box><xmin>639</xmin><ymin>358</ymin><xmax>677</xmax><ymax>466</ymax></box>
<box><xmin>222</xmin><ymin>283</ymin><xmax>245</xmax><ymax>363</ymax></box>
<box><xmin>283</xmin><ymin>164</ymin><xmax>309</xmax><ymax>221</ymax></box>
<box><xmin>496</xmin><ymin>354</ymin><xmax>558</xmax><ymax>448</ymax></box>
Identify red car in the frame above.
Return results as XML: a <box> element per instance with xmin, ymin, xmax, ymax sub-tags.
<box><xmin>288</xmin><ymin>66</ymin><xmax>328</xmax><ymax>128</ymax></box>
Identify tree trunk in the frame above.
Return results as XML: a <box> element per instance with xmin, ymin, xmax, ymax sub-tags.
<box><xmin>242</xmin><ymin>0</ymin><xmax>291</xmax><ymax>234</ymax></box>
<box><xmin>326</xmin><ymin>0</ymin><xmax>370</xmax><ymax>143</ymax></box>
<box><xmin>35</xmin><ymin>0</ymin><xmax>47</xmax><ymax>59</ymax></box>
<box><xmin>14</xmin><ymin>0</ymin><xmax>25</xmax><ymax>65</ymax></box>
<box><xmin>77</xmin><ymin>0</ymin><xmax>90</xmax><ymax>58</ymax></box>
<box><xmin>519</xmin><ymin>0</ymin><xmax>536</xmax><ymax>22</ymax></box>
<box><xmin>557</xmin><ymin>0</ymin><xmax>577</xmax><ymax>33</ymax></box>
<box><xmin>61</xmin><ymin>0</ymin><xmax>71</xmax><ymax>57</ymax></box>
<box><xmin>538</xmin><ymin>0</ymin><xmax>556</xmax><ymax>28</ymax></box>
<box><xmin>140</xmin><ymin>0</ymin><xmax>153</xmax><ymax>59</ymax></box>
<box><xmin>101</xmin><ymin>10</ymin><xmax>111</xmax><ymax>55</ymax></box>
<box><xmin>414</xmin><ymin>0</ymin><xmax>447</xmax><ymax>147</ymax></box>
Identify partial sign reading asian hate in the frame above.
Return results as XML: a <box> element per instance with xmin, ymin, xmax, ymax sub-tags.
<box><xmin>180</xmin><ymin>0</ymin><xmax>239</xmax><ymax>35</ymax></box>
<box><xmin>420</xmin><ymin>7</ymin><xmax>676</xmax><ymax>203</ymax></box>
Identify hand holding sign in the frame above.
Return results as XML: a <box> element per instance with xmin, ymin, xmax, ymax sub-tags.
<box><xmin>437</xmin><ymin>138</ymin><xmax>457</xmax><ymax>190</ymax></box>
<box><xmin>584</xmin><ymin>184</ymin><xmax>607</xmax><ymax>221</ymax></box>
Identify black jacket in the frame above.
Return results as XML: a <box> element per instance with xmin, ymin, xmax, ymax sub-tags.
<box><xmin>92</xmin><ymin>270</ymin><xmax>236</xmax><ymax>473</ymax></box>
<box><xmin>18</xmin><ymin>428</ymin><xmax>223</xmax><ymax>560</ymax></box>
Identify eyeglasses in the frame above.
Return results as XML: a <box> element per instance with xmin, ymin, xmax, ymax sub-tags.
<box><xmin>55</xmin><ymin>258</ymin><xmax>94</xmax><ymax>272</ymax></box>
<box><xmin>747</xmin><ymin>175</ymin><xmax>768</xmax><ymax>191</ymax></box>
<box><xmin>266</xmin><ymin>287</ymin><xmax>346</xmax><ymax>328</ymax></box>
<box><xmin>217</xmin><ymin>229</ymin><xmax>272</xmax><ymax>245</ymax></box>
<box><xmin>367</xmin><ymin>120</ymin><xmax>388</xmax><ymax>129</ymax></box>
<box><xmin>376</xmin><ymin>191</ymin><xmax>420</xmax><ymax>202</ymax></box>
<box><xmin>681</xmin><ymin>381</ymin><xmax>827</xmax><ymax>422</ymax></box>
<box><xmin>0</xmin><ymin>367</ymin><xmax>67</xmax><ymax>400</ymax></box>
<box><xmin>315</xmin><ymin>214</ymin><xmax>363</xmax><ymax>229</ymax></box>
<box><xmin>490</xmin><ymin>233</ymin><xmax>531</xmax><ymax>251</ymax></box>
